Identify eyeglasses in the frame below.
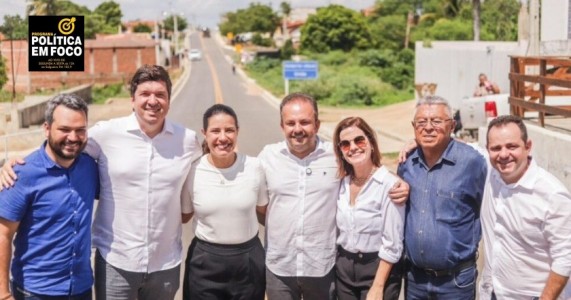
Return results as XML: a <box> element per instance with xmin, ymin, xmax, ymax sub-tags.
<box><xmin>338</xmin><ymin>135</ymin><xmax>368</xmax><ymax>152</ymax></box>
<box><xmin>413</xmin><ymin>118</ymin><xmax>452</xmax><ymax>128</ymax></box>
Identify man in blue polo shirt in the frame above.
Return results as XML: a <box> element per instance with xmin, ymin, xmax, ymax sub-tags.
<box><xmin>398</xmin><ymin>96</ymin><xmax>486</xmax><ymax>299</ymax></box>
<box><xmin>0</xmin><ymin>94</ymin><xmax>98</xmax><ymax>300</ymax></box>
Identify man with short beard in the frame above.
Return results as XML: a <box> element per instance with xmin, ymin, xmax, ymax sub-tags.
<box><xmin>0</xmin><ymin>94</ymin><xmax>99</xmax><ymax>299</ymax></box>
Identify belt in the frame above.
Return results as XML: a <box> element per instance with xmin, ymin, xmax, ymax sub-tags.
<box><xmin>410</xmin><ymin>258</ymin><xmax>475</xmax><ymax>277</ymax></box>
<box><xmin>337</xmin><ymin>246</ymin><xmax>378</xmax><ymax>261</ymax></box>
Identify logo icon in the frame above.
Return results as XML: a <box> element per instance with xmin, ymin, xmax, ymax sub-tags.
<box><xmin>58</xmin><ymin>17</ymin><xmax>76</xmax><ymax>35</ymax></box>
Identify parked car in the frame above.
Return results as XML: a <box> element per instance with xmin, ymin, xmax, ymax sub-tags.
<box><xmin>189</xmin><ymin>49</ymin><xmax>202</xmax><ymax>61</ymax></box>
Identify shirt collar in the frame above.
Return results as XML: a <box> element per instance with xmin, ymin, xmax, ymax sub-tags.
<box><xmin>39</xmin><ymin>141</ymin><xmax>77</xmax><ymax>170</ymax></box>
<box><xmin>491</xmin><ymin>157</ymin><xmax>537</xmax><ymax>190</ymax></box>
<box><xmin>126</xmin><ymin>113</ymin><xmax>174</xmax><ymax>135</ymax></box>
<box><xmin>370</xmin><ymin>165</ymin><xmax>389</xmax><ymax>183</ymax></box>
<box><xmin>411</xmin><ymin>138</ymin><xmax>458</xmax><ymax>167</ymax></box>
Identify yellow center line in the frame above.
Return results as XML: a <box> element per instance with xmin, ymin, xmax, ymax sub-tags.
<box><xmin>199</xmin><ymin>34</ymin><xmax>224</xmax><ymax>104</ymax></box>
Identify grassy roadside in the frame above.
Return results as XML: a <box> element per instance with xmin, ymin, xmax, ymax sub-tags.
<box><xmin>243</xmin><ymin>50</ymin><xmax>414</xmax><ymax>108</ymax></box>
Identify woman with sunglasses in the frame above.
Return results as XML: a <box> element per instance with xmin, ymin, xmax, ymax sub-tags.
<box><xmin>182</xmin><ymin>104</ymin><xmax>267</xmax><ymax>300</ymax></box>
<box><xmin>333</xmin><ymin>117</ymin><xmax>406</xmax><ymax>300</ymax></box>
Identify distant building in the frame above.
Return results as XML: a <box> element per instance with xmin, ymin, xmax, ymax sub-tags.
<box><xmin>273</xmin><ymin>7</ymin><xmax>316</xmax><ymax>48</ymax></box>
<box><xmin>541</xmin><ymin>0</ymin><xmax>571</xmax><ymax>54</ymax></box>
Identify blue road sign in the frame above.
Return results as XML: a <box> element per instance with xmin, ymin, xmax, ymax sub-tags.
<box><xmin>283</xmin><ymin>61</ymin><xmax>318</xmax><ymax>80</ymax></box>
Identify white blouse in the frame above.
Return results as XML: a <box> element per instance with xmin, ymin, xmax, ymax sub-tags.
<box><xmin>336</xmin><ymin>166</ymin><xmax>405</xmax><ymax>264</ymax></box>
<box><xmin>187</xmin><ymin>153</ymin><xmax>268</xmax><ymax>244</ymax></box>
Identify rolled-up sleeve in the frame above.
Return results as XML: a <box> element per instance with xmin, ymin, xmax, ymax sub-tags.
<box><xmin>379</xmin><ymin>200</ymin><xmax>405</xmax><ymax>264</ymax></box>
<box><xmin>545</xmin><ymin>191</ymin><xmax>571</xmax><ymax>277</ymax></box>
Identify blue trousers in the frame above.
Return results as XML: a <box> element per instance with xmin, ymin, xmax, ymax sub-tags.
<box><xmin>406</xmin><ymin>265</ymin><xmax>477</xmax><ymax>300</ymax></box>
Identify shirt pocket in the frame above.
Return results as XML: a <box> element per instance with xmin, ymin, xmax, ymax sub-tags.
<box><xmin>435</xmin><ymin>189</ymin><xmax>470</xmax><ymax>224</ymax></box>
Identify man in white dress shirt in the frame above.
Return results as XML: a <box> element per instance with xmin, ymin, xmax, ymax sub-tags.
<box><xmin>259</xmin><ymin>92</ymin><xmax>339</xmax><ymax>300</ymax></box>
<box><xmin>259</xmin><ymin>93</ymin><xmax>408</xmax><ymax>300</ymax></box>
<box><xmin>88</xmin><ymin>65</ymin><xmax>202</xmax><ymax>299</ymax></box>
<box><xmin>480</xmin><ymin>115</ymin><xmax>571</xmax><ymax>300</ymax></box>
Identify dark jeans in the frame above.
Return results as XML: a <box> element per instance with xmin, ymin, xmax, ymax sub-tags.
<box><xmin>11</xmin><ymin>282</ymin><xmax>91</xmax><ymax>300</ymax></box>
<box><xmin>406</xmin><ymin>264</ymin><xmax>477</xmax><ymax>300</ymax></box>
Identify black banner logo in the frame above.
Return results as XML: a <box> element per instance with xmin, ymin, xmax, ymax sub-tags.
<box><xmin>28</xmin><ymin>16</ymin><xmax>84</xmax><ymax>72</ymax></box>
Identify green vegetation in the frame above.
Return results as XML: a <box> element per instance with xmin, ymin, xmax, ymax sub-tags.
<box><xmin>219</xmin><ymin>3</ymin><xmax>280</xmax><ymax>36</ymax></box>
<box><xmin>92</xmin><ymin>83</ymin><xmax>129</xmax><ymax>104</ymax></box>
<box><xmin>11</xmin><ymin>0</ymin><xmax>125</xmax><ymax>39</ymax></box>
<box><xmin>0</xmin><ymin>90</ymin><xmax>24</xmax><ymax>103</ymax></box>
<box><xmin>245</xmin><ymin>51</ymin><xmax>414</xmax><ymax>107</ymax></box>
<box><xmin>229</xmin><ymin>0</ymin><xmax>519</xmax><ymax>107</ymax></box>
<box><xmin>162</xmin><ymin>15</ymin><xmax>187</xmax><ymax>34</ymax></box>
<box><xmin>301</xmin><ymin>5</ymin><xmax>373</xmax><ymax>52</ymax></box>
<box><xmin>0</xmin><ymin>57</ymin><xmax>8</xmax><ymax>92</ymax></box>
<box><xmin>133</xmin><ymin>23</ymin><xmax>152</xmax><ymax>33</ymax></box>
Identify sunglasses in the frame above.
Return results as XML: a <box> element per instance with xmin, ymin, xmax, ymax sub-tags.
<box><xmin>338</xmin><ymin>135</ymin><xmax>368</xmax><ymax>152</ymax></box>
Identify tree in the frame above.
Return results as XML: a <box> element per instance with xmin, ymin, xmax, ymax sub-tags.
<box><xmin>27</xmin><ymin>0</ymin><xmax>61</xmax><ymax>15</ymax></box>
<box><xmin>428</xmin><ymin>18</ymin><xmax>472</xmax><ymax>40</ymax></box>
<box><xmin>280</xmin><ymin>39</ymin><xmax>295</xmax><ymax>60</ymax></box>
<box><xmin>0</xmin><ymin>57</ymin><xmax>7</xmax><ymax>91</ymax></box>
<box><xmin>481</xmin><ymin>0</ymin><xmax>519</xmax><ymax>41</ymax></box>
<box><xmin>472</xmin><ymin>0</ymin><xmax>481</xmax><ymax>41</ymax></box>
<box><xmin>133</xmin><ymin>23</ymin><xmax>152</xmax><ymax>33</ymax></box>
<box><xmin>0</xmin><ymin>15</ymin><xmax>28</xmax><ymax>99</ymax></box>
<box><xmin>219</xmin><ymin>4</ymin><xmax>279</xmax><ymax>36</ymax></box>
<box><xmin>280</xmin><ymin>1</ymin><xmax>291</xmax><ymax>39</ymax></box>
<box><xmin>280</xmin><ymin>2</ymin><xmax>292</xmax><ymax>18</ymax></box>
<box><xmin>93</xmin><ymin>1</ymin><xmax>123</xmax><ymax>29</ymax></box>
<box><xmin>301</xmin><ymin>5</ymin><xmax>373</xmax><ymax>52</ymax></box>
<box><xmin>162</xmin><ymin>15</ymin><xmax>187</xmax><ymax>33</ymax></box>
<box><xmin>369</xmin><ymin>15</ymin><xmax>407</xmax><ymax>50</ymax></box>
<box><xmin>0</xmin><ymin>15</ymin><xmax>27</xmax><ymax>40</ymax></box>
<box><xmin>58</xmin><ymin>1</ymin><xmax>90</xmax><ymax>15</ymax></box>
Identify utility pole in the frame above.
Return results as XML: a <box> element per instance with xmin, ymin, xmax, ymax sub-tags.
<box><xmin>527</xmin><ymin>0</ymin><xmax>540</xmax><ymax>56</ymax></box>
<box><xmin>404</xmin><ymin>10</ymin><xmax>413</xmax><ymax>48</ymax></box>
<box><xmin>174</xmin><ymin>13</ymin><xmax>178</xmax><ymax>64</ymax></box>
<box><xmin>10</xmin><ymin>36</ymin><xmax>15</xmax><ymax>101</ymax></box>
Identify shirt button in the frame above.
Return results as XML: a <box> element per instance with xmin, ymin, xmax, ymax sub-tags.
<box><xmin>74</xmin><ymin>231</ymin><xmax>77</xmax><ymax>234</ymax></box>
<box><xmin>421</xmin><ymin>250</ymin><xmax>424</xmax><ymax>255</ymax></box>
<box><xmin>418</xmin><ymin>230</ymin><xmax>423</xmax><ymax>234</ymax></box>
<box><xmin>72</xmin><ymin>253</ymin><xmax>76</xmax><ymax>257</ymax></box>
<box><xmin>421</xmin><ymin>210</ymin><xmax>425</xmax><ymax>213</ymax></box>
<box><xmin>358</xmin><ymin>253</ymin><xmax>363</xmax><ymax>259</ymax></box>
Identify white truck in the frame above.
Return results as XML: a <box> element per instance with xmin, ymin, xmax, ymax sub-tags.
<box><xmin>459</xmin><ymin>94</ymin><xmax>510</xmax><ymax>140</ymax></box>
<box><xmin>460</xmin><ymin>93</ymin><xmax>571</xmax><ymax>140</ymax></box>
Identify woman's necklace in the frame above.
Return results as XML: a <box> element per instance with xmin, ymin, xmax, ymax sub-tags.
<box><xmin>351</xmin><ymin>167</ymin><xmax>377</xmax><ymax>185</ymax></box>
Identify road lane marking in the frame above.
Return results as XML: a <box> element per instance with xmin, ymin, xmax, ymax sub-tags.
<box><xmin>199</xmin><ymin>35</ymin><xmax>224</xmax><ymax>104</ymax></box>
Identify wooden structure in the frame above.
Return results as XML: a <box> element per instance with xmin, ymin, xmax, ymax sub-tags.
<box><xmin>509</xmin><ymin>56</ymin><xmax>571</xmax><ymax>127</ymax></box>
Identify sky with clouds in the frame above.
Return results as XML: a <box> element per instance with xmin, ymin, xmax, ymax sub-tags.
<box><xmin>1</xmin><ymin>0</ymin><xmax>376</xmax><ymax>28</ymax></box>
